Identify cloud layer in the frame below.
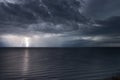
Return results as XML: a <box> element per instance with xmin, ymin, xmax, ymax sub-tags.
<box><xmin>0</xmin><ymin>0</ymin><xmax>120</xmax><ymax>47</ymax></box>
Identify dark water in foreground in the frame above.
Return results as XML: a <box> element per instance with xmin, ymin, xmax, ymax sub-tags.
<box><xmin>0</xmin><ymin>48</ymin><xmax>120</xmax><ymax>80</ymax></box>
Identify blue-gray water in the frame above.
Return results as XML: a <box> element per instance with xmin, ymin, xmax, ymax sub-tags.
<box><xmin>0</xmin><ymin>48</ymin><xmax>120</xmax><ymax>80</ymax></box>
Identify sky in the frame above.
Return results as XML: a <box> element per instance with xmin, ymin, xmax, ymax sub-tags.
<box><xmin>0</xmin><ymin>0</ymin><xmax>120</xmax><ymax>47</ymax></box>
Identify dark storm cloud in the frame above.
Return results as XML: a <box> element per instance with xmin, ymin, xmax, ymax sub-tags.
<box><xmin>0</xmin><ymin>0</ymin><xmax>120</xmax><ymax>47</ymax></box>
<box><xmin>64</xmin><ymin>16</ymin><xmax>120</xmax><ymax>47</ymax></box>
<box><xmin>0</xmin><ymin>0</ymin><xmax>90</xmax><ymax>34</ymax></box>
<box><xmin>0</xmin><ymin>0</ymin><xmax>87</xmax><ymax>23</ymax></box>
<box><xmin>75</xmin><ymin>0</ymin><xmax>120</xmax><ymax>46</ymax></box>
<box><xmin>84</xmin><ymin>0</ymin><xmax>120</xmax><ymax>20</ymax></box>
<box><xmin>84</xmin><ymin>16</ymin><xmax>120</xmax><ymax>36</ymax></box>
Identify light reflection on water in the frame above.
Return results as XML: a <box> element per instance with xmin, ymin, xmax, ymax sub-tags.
<box><xmin>0</xmin><ymin>48</ymin><xmax>120</xmax><ymax>80</ymax></box>
<box><xmin>22</xmin><ymin>49</ymin><xmax>29</xmax><ymax>76</ymax></box>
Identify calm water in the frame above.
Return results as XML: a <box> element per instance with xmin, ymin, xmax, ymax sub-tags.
<box><xmin>0</xmin><ymin>48</ymin><xmax>120</xmax><ymax>80</ymax></box>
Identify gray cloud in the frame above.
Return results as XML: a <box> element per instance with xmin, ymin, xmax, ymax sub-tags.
<box><xmin>83</xmin><ymin>0</ymin><xmax>120</xmax><ymax>20</ymax></box>
<box><xmin>0</xmin><ymin>0</ymin><xmax>120</xmax><ymax>47</ymax></box>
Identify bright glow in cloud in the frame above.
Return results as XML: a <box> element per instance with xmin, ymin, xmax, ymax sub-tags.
<box><xmin>0</xmin><ymin>34</ymin><xmax>64</xmax><ymax>47</ymax></box>
<box><xmin>0</xmin><ymin>34</ymin><xmax>119</xmax><ymax>47</ymax></box>
<box><xmin>0</xmin><ymin>35</ymin><xmax>32</xmax><ymax>47</ymax></box>
<box><xmin>24</xmin><ymin>38</ymin><xmax>30</xmax><ymax>47</ymax></box>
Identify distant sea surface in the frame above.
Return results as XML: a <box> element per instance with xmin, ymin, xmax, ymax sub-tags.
<box><xmin>0</xmin><ymin>48</ymin><xmax>120</xmax><ymax>80</ymax></box>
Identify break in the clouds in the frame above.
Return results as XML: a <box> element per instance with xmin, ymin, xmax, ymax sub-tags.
<box><xmin>0</xmin><ymin>0</ymin><xmax>120</xmax><ymax>47</ymax></box>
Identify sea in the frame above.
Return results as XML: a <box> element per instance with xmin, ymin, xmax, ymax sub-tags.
<box><xmin>0</xmin><ymin>48</ymin><xmax>120</xmax><ymax>80</ymax></box>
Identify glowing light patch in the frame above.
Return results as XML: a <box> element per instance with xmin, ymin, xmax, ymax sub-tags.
<box><xmin>0</xmin><ymin>34</ymin><xmax>63</xmax><ymax>47</ymax></box>
<box><xmin>0</xmin><ymin>35</ymin><xmax>32</xmax><ymax>47</ymax></box>
<box><xmin>24</xmin><ymin>38</ymin><xmax>30</xmax><ymax>47</ymax></box>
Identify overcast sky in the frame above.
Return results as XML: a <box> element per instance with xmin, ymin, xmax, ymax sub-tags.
<box><xmin>0</xmin><ymin>0</ymin><xmax>120</xmax><ymax>47</ymax></box>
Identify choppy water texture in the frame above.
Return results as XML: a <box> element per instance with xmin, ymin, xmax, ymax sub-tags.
<box><xmin>0</xmin><ymin>48</ymin><xmax>120</xmax><ymax>80</ymax></box>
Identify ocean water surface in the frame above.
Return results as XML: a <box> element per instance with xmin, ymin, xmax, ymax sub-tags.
<box><xmin>0</xmin><ymin>48</ymin><xmax>120</xmax><ymax>80</ymax></box>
